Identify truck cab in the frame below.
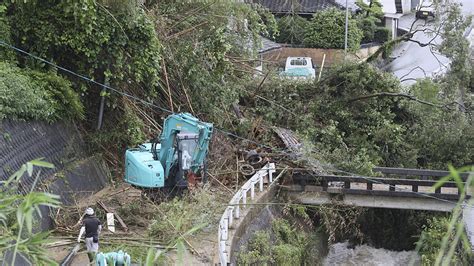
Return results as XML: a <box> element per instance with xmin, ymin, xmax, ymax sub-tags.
<box><xmin>416</xmin><ymin>1</ymin><xmax>435</xmax><ymax>19</ymax></box>
<box><xmin>280</xmin><ymin>57</ymin><xmax>316</xmax><ymax>80</ymax></box>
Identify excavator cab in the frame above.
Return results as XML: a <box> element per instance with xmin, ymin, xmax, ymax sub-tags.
<box><xmin>124</xmin><ymin>113</ymin><xmax>213</xmax><ymax>190</ymax></box>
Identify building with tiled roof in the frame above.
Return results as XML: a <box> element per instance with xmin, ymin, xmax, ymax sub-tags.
<box><xmin>247</xmin><ymin>0</ymin><xmax>358</xmax><ymax>16</ymax></box>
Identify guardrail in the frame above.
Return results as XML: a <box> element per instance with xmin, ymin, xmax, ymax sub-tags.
<box><xmin>292</xmin><ymin>173</ymin><xmax>467</xmax><ymax>200</ymax></box>
<box><xmin>218</xmin><ymin>163</ymin><xmax>276</xmax><ymax>265</ymax></box>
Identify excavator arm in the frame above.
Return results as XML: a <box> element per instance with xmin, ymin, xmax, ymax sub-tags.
<box><xmin>157</xmin><ymin>113</ymin><xmax>213</xmax><ymax>180</ymax></box>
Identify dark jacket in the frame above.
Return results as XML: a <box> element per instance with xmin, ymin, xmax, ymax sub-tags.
<box><xmin>82</xmin><ymin>215</ymin><xmax>101</xmax><ymax>238</ymax></box>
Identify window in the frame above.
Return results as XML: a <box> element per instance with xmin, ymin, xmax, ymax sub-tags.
<box><xmin>290</xmin><ymin>59</ymin><xmax>307</xmax><ymax>66</ymax></box>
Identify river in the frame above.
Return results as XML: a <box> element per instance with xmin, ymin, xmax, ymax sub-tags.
<box><xmin>323</xmin><ymin>242</ymin><xmax>420</xmax><ymax>266</ymax></box>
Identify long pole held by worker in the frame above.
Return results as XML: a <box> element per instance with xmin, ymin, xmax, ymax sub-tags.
<box><xmin>344</xmin><ymin>0</ymin><xmax>349</xmax><ymax>59</ymax></box>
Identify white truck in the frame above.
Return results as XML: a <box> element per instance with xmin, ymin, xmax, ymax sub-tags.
<box><xmin>416</xmin><ymin>1</ymin><xmax>435</xmax><ymax>19</ymax></box>
<box><xmin>280</xmin><ymin>57</ymin><xmax>316</xmax><ymax>80</ymax></box>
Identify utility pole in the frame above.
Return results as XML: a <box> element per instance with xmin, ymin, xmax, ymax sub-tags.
<box><xmin>344</xmin><ymin>0</ymin><xmax>349</xmax><ymax>59</ymax></box>
<box><xmin>97</xmin><ymin>76</ymin><xmax>109</xmax><ymax>131</ymax></box>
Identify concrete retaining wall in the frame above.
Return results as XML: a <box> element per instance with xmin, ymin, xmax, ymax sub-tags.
<box><xmin>217</xmin><ymin>164</ymin><xmax>279</xmax><ymax>265</ymax></box>
<box><xmin>0</xmin><ymin>120</ymin><xmax>109</xmax><ymax>230</ymax></box>
<box><xmin>260</xmin><ymin>45</ymin><xmax>382</xmax><ymax>67</ymax></box>
<box><xmin>229</xmin><ymin>185</ymin><xmax>279</xmax><ymax>264</ymax></box>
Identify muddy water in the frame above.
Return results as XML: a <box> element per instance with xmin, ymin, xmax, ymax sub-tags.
<box><xmin>323</xmin><ymin>242</ymin><xmax>421</xmax><ymax>266</ymax></box>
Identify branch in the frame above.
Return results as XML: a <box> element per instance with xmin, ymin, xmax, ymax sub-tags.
<box><xmin>348</xmin><ymin>92</ymin><xmax>463</xmax><ymax>110</ymax></box>
<box><xmin>367</xmin><ymin>17</ymin><xmax>446</xmax><ymax>62</ymax></box>
<box><xmin>399</xmin><ymin>66</ymin><xmax>427</xmax><ymax>81</ymax></box>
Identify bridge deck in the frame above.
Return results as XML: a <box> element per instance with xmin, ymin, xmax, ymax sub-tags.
<box><xmin>284</xmin><ymin>171</ymin><xmax>471</xmax><ymax>211</ymax></box>
<box><xmin>291</xmin><ymin>173</ymin><xmax>468</xmax><ymax>201</ymax></box>
<box><xmin>284</xmin><ymin>184</ymin><xmax>463</xmax><ymax>212</ymax></box>
<box><xmin>349</xmin><ymin>182</ymin><xmax>459</xmax><ymax>195</ymax></box>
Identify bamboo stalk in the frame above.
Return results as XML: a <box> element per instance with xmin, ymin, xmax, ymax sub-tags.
<box><xmin>207</xmin><ymin>172</ymin><xmax>233</xmax><ymax>194</ymax></box>
<box><xmin>50</xmin><ymin>236</ymin><xmax>166</xmax><ymax>244</ymax></box>
<box><xmin>60</xmin><ymin>243</ymin><xmax>80</xmax><ymax>266</ymax></box>
<box><xmin>161</xmin><ymin>59</ymin><xmax>174</xmax><ymax>112</ymax></box>
<box><xmin>143</xmin><ymin>197</ymin><xmax>201</xmax><ymax>256</ymax></box>
<box><xmin>97</xmin><ymin>200</ymin><xmax>129</xmax><ymax>232</ymax></box>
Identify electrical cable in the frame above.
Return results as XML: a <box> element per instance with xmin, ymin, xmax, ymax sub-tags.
<box><xmin>0</xmin><ymin>40</ymin><xmax>283</xmax><ymax>151</ymax></box>
<box><xmin>1</xmin><ymin>39</ymin><xmax>472</xmax><ymax>208</ymax></box>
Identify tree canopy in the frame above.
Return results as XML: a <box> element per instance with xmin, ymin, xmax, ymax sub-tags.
<box><xmin>303</xmin><ymin>8</ymin><xmax>363</xmax><ymax>50</ymax></box>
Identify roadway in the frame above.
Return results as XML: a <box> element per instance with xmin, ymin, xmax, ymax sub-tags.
<box><xmin>384</xmin><ymin>0</ymin><xmax>474</xmax><ymax>85</ymax></box>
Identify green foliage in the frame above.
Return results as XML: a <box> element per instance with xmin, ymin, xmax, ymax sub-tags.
<box><xmin>247</xmin><ymin>61</ymin><xmax>472</xmax><ymax>173</ymax></box>
<box><xmin>373</xmin><ymin>27</ymin><xmax>390</xmax><ymax>43</ymax></box>
<box><xmin>417</xmin><ymin>193</ymin><xmax>473</xmax><ymax>266</ymax></box>
<box><xmin>9</xmin><ymin>1</ymin><xmax>161</xmax><ymax>90</ymax></box>
<box><xmin>355</xmin><ymin>0</ymin><xmax>386</xmax><ymax>44</ymax></box>
<box><xmin>89</xmin><ymin>103</ymin><xmax>148</xmax><ymax>149</ymax></box>
<box><xmin>0</xmin><ymin>159</ymin><xmax>60</xmax><ymax>265</ymax></box>
<box><xmin>0</xmin><ymin>3</ymin><xmax>14</xmax><ymax>61</ymax></box>
<box><xmin>27</xmin><ymin>70</ymin><xmax>84</xmax><ymax>120</ymax></box>
<box><xmin>358</xmin><ymin>17</ymin><xmax>376</xmax><ymax>43</ymax></box>
<box><xmin>238</xmin><ymin>219</ymin><xmax>308</xmax><ymax>265</ymax></box>
<box><xmin>0</xmin><ymin>61</ymin><xmax>52</xmax><ymax>121</ymax></box>
<box><xmin>438</xmin><ymin>3</ymin><xmax>473</xmax><ymax>101</ymax></box>
<box><xmin>238</xmin><ymin>231</ymin><xmax>272</xmax><ymax>265</ymax></box>
<box><xmin>0</xmin><ymin>61</ymin><xmax>83</xmax><ymax>121</ymax></box>
<box><xmin>272</xmin><ymin>244</ymin><xmax>302</xmax><ymax>266</ymax></box>
<box><xmin>303</xmin><ymin>8</ymin><xmax>363</xmax><ymax>51</ymax></box>
<box><xmin>147</xmin><ymin>0</ymin><xmax>275</xmax><ymax>124</ymax></box>
<box><xmin>147</xmin><ymin>188</ymin><xmax>225</xmax><ymax>244</ymax></box>
<box><xmin>276</xmin><ymin>15</ymin><xmax>309</xmax><ymax>45</ymax></box>
<box><xmin>301</xmin><ymin>63</ymin><xmax>412</xmax><ymax>172</ymax></box>
<box><xmin>121</xmin><ymin>106</ymin><xmax>146</xmax><ymax>147</ymax></box>
<box><xmin>418</xmin><ymin>216</ymin><xmax>456</xmax><ymax>265</ymax></box>
<box><xmin>356</xmin><ymin>0</ymin><xmax>384</xmax><ymax>20</ymax></box>
<box><xmin>405</xmin><ymin>80</ymin><xmax>474</xmax><ymax>169</ymax></box>
<box><xmin>251</xmin><ymin>3</ymin><xmax>279</xmax><ymax>40</ymax></box>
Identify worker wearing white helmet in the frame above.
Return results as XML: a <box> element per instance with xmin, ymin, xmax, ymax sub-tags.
<box><xmin>77</xmin><ymin>207</ymin><xmax>102</xmax><ymax>263</ymax></box>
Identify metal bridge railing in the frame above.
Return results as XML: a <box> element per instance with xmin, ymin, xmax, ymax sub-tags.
<box><xmin>218</xmin><ymin>163</ymin><xmax>276</xmax><ymax>265</ymax></box>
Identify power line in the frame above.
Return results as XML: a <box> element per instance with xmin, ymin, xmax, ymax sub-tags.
<box><xmin>1</xmin><ymin>40</ymin><xmax>472</xmax><ymax>208</ymax></box>
<box><xmin>0</xmin><ymin>40</ymin><xmax>174</xmax><ymax>115</ymax></box>
<box><xmin>0</xmin><ymin>40</ymin><xmax>278</xmax><ymax>151</ymax></box>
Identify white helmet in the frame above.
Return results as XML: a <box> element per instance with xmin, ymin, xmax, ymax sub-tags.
<box><xmin>85</xmin><ymin>207</ymin><xmax>94</xmax><ymax>216</ymax></box>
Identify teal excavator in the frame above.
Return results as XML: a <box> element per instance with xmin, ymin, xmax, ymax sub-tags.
<box><xmin>124</xmin><ymin>113</ymin><xmax>213</xmax><ymax>190</ymax></box>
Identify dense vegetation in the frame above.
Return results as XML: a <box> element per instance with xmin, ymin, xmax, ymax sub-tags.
<box><xmin>244</xmin><ymin>62</ymin><xmax>473</xmax><ymax>173</ymax></box>
<box><xmin>0</xmin><ymin>0</ymin><xmax>472</xmax><ymax>264</ymax></box>
<box><xmin>276</xmin><ymin>0</ymin><xmax>389</xmax><ymax>47</ymax></box>
<box><xmin>0</xmin><ymin>61</ymin><xmax>83</xmax><ymax>121</ymax></box>
<box><xmin>417</xmin><ymin>216</ymin><xmax>472</xmax><ymax>264</ymax></box>
<box><xmin>238</xmin><ymin>218</ymin><xmax>316</xmax><ymax>265</ymax></box>
<box><xmin>303</xmin><ymin>8</ymin><xmax>363</xmax><ymax>50</ymax></box>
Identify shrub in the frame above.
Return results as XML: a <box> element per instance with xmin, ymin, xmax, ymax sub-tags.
<box><xmin>238</xmin><ymin>219</ymin><xmax>308</xmax><ymax>265</ymax></box>
<box><xmin>147</xmin><ymin>188</ymin><xmax>226</xmax><ymax>244</ymax></box>
<box><xmin>417</xmin><ymin>216</ymin><xmax>472</xmax><ymax>265</ymax></box>
<box><xmin>358</xmin><ymin>17</ymin><xmax>377</xmax><ymax>43</ymax></box>
<box><xmin>0</xmin><ymin>3</ymin><xmax>14</xmax><ymax>61</ymax></box>
<box><xmin>276</xmin><ymin>15</ymin><xmax>309</xmax><ymax>45</ymax></box>
<box><xmin>303</xmin><ymin>8</ymin><xmax>363</xmax><ymax>51</ymax></box>
<box><xmin>0</xmin><ymin>62</ymin><xmax>55</xmax><ymax>121</ymax></box>
<box><xmin>238</xmin><ymin>231</ymin><xmax>272</xmax><ymax>265</ymax></box>
<box><xmin>272</xmin><ymin>244</ymin><xmax>302</xmax><ymax>266</ymax></box>
<box><xmin>27</xmin><ymin>70</ymin><xmax>84</xmax><ymax>120</ymax></box>
<box><xmin>0</xmin><ymin>61</ymin><xmax>84</xmax><ymax>121</ymax></box>
<box><xmin>374</xmin><ymin>27</ymin><xmax>390</xmax><ymax>43</ymax></box>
